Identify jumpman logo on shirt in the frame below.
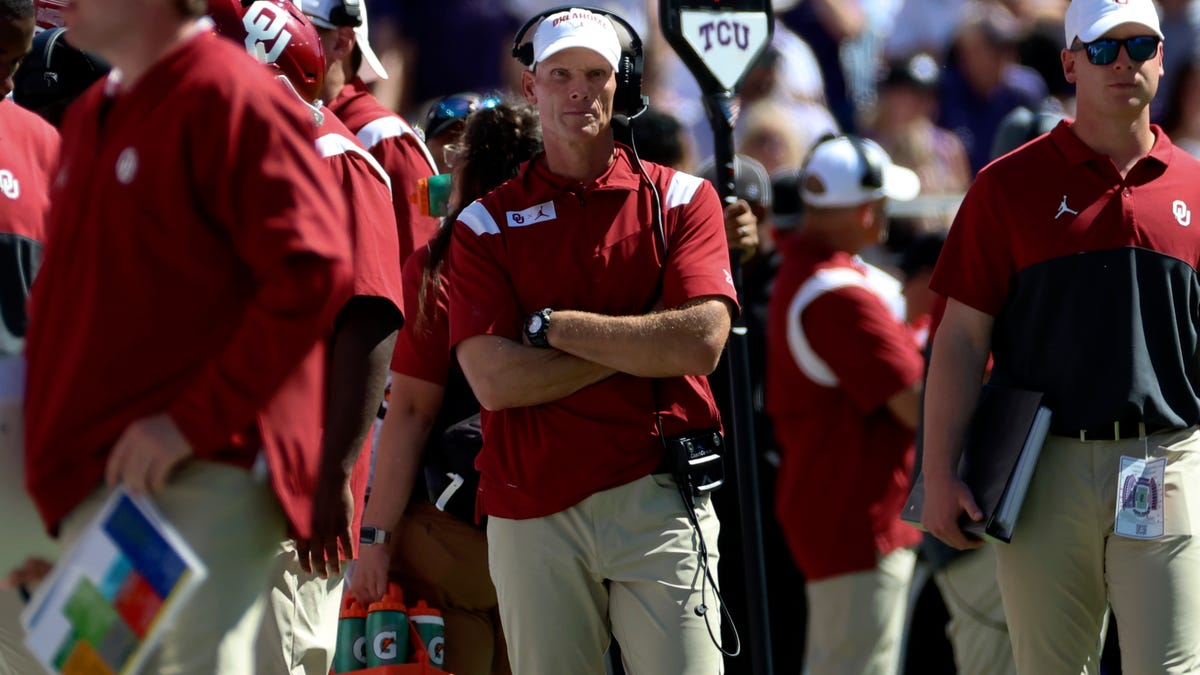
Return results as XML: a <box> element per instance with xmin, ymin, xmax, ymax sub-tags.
<box><xmin>1056</xmin><ymin>195</ymin><xmax>1079</xmax><ymax>220</ymax></box>
<box><xmin>533</xmin><ymin>205</ymin><xmax>551</xmax><ymax>220</ymax></box>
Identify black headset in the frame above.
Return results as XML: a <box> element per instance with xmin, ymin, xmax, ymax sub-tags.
<box><xmin>511</xmin><ymin>5</ymin><xmax>648</xmax><ymax>122</ymax></box>
<box><xmin>845</xmin><ymin>134</ymin><xmax>884</xmax><ymax>191</ymax></box>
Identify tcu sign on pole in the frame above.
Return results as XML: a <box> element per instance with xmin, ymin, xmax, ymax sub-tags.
<box><xmin>661</xmin><ymin>2</ymin><xmax>774</xmax><ymax>675</ymax></box>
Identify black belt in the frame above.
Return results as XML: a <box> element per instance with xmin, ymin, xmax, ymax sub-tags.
<box><xmin>1059</xmin><ymin>421</ymin><xmax>1173</xmax><ymax>442</ymax></box>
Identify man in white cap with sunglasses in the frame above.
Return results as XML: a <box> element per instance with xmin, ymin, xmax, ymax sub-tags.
<box><xmin>447</xmin><ymin>7</ymin><xmax>736</xmax><ymax>674</ymax></box>
<box><xmin>923</xmin><ymin>0</ymin><xmax>1200</xmax><ymax>671</ymax></box>
<box><xmin>765</xmin><ymin>134</ymin><xmax>923</xmax><ymax>675</ymax></box>
<box><xmin>303</xmin><ymin>0</ymin><xmax>439</xmax><ymax>263</ymax></box>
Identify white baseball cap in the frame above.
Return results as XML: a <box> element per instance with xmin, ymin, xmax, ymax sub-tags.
<box><xmin>530</xmin><ymin>8</ymin><xmax>622</xmax><ymax>71</ymax></box>
<box><xmin>301</xmin><ymin>0</ymin><xmax>388</xmax><ymax>82</ymax></box>
<box><xmin>1063</xmin><ymin>0</ymin><xmax>1163</xmax><ymax>48</ymax></box>
<box><xmin>800</xmin><ymin>136</ymin><xmax>920</xmax><ymax>208</ymax></box>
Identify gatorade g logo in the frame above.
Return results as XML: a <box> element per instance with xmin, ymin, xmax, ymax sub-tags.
<box><xmin>374</xmin><ymin>631</ymin><xmax>398</xmax><ymax>660</ymax></box>
<box><xmin>428</xmin><ymin>636</ymin><xmax>445</xmax><ymax>666</ymax></box>
<box><xmin>242</xmin><ymin>0</ymin><xmax>292</xmax><ymax>64</ymax></box>
<box><xmin>352</xmin><ymin>636</ymin><xmax>367</xmax><ymax>665</ymax></box>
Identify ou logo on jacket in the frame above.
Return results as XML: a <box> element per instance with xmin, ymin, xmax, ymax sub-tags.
<box><xmin>242</xmin><ymin>0</ymin><xmax>292</xmax><ymax>64</ymax></box>
<box><xmin>374</xmin><ymin>631</ymin><xmax>399</xmax><ymax>660</ymax></box>
<box><xmin>0</xmin><ymin>170</ymin><xmax>19</xmax><ymax>200</ymax></box>
<box><xmin>1173</xmin><ymin>200</ymin><xmax>1192</xmax><ymax>227</ymax></box>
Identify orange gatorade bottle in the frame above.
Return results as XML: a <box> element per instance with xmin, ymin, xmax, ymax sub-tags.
<box><xmin>365</xmin><ymin>583</ymin><xmax>409</xmax><ymax>667</ymax></box>
<box><xmin>407</xmin><ymin>600</ymin><xmax>445</xmax><ymax>668</ymax></box>
<box><xmin>333</xmin><ymin>592</ymin><xmax>368</xmax><ymax>672</ymax></box>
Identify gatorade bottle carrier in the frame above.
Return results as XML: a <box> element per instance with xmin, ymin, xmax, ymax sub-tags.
<box><xmin>336</xmin><ymin>583</ymin><xmax>453</xmax><ymax>674</ymax></box>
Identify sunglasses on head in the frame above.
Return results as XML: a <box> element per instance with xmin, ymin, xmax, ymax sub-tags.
<box><xmin>432</xmin><ymin>94</ymin><xmax>502</xmax><ymax>125</ymax></box>
<box><xmin>1073</xmin><ymin>35</ymin><xmax>1160</xmax><ymax>66</ymax></box>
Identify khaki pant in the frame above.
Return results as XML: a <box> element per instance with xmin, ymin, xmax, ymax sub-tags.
<box><xmin>804</xmin><ymin>547</ymin><xmax>916</xmax><ymax>675</ymax></box>
<box><xmin>0</xmin><ymin>377</ymin><xmax>56</xmax><ymax>675</ymax></box>
<box><xmin>934</xmin><ymin>545</ymin><xmax>1015</xmax><ymax>675</ymax></box>
<box><xmin>487</xmin><ymin>474</ymin><xmax>723</xmax><ymax>675</ymax></box>
<box><xmin>0</xmin><ymin>588</ymin><xmax>42</xmax><ymax>675</ymax></box>
<box><xmin>390</xmin><ymin>500</ymin><xmax>509</xmax><ymax>675</ymax></box>
<box><xmin>61</xmin><ymin>460</ymin><xmax>286</xmax><ymax>675</ymax></box>
<box><xmin>995</xmin><ymin>428</ymin><xmax>1200</xmax><ymax>674</ymax></box>
<box><xmin>256</xmin><ymin>540</ymin><xmax>344</xmax><ymax>675</ymax></box>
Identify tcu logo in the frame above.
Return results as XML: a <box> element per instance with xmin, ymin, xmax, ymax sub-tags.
<box><xmin>0</xmin><ymin>170</ymin><xmax>19</xmax><ymax>200</ymax></box>
<box><xmin>696</xmin><ymin>20</ymin><xmax>751</xmax><ymax>51</ymax></box>
<box><xmin>242</xmin><ymin>1</ymin><xmax>292</xmax><ymax>64</ymax></box>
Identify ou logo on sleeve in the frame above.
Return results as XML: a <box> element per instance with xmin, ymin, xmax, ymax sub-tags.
<box><xmin>241</xmin><ymin>0</ymin><xmax>292</xmax><ymax>64</ymax></box>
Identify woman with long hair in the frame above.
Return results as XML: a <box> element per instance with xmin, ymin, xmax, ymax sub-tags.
<box><xmin>352</xmin><ymin>98</ymin><xmax>541</xmax><ymax>675</ymax></box>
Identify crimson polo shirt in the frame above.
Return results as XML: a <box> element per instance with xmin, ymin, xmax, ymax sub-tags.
<box><xmin>0</xmin><ymin>100</ymin><xmax>58</xmax><ymax>358</ymax></box>
<box><xmin>24</xmin><ymin>31</ymin><xmax>352</xmax><ymax>535</ymax></box>
<box><xmin>932</xmin><ymin>121</ymin><xmax>1200</xmax><ymax>433</ymax></box>
<box><xmin>765</xmin><ymin>235</ymin><xmax>924</xmax><ymax>580</ymax></box>
<box><xmin>446</xmin><ymin>147</ymin><xmax>739</xmax><ymax>520</ymax></box>
<box><xmin>328</xmin><ymin>78</ymin><xmax>440</xmax><ymax>263</ymax></box>
<box><xmin>315</xmin><ymin>106</ymin><xmax>404</xmax><ymax>558</ymax></box>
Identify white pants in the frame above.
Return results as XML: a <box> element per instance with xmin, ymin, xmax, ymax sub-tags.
<box><xmin>804</xmin><ymin>547</ymin><xmax>916</xmax><ymax>675</ymax></box>
<box><xmin>256</xmin><ymin>540</ymin><xmax>345</xmax><ymax>675</ymax></box>
<box><xmin>934</xmin><ymin>545</ymin><xmax>1015</xmax><ymax>675</ymax></box>
<box><xmin>487</xmin><ymin>474</ymin><xmax>723</xmax><ymax>675</ymax></box>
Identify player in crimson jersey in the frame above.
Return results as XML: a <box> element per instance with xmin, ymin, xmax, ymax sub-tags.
<box><xmin>21</xmin><ymin>0</ymin><xmax>353</xmax><ymax>669</ymax></box>
<box><xmin>447</xmin><ymin>8</ymin><xmax>736</xmax><ymax>673</ymax></box>
<box><xmin>207</xmin><ymin>1</ymin><xmax>404</xmax><ymax>672</ymax></box>
<box><xmin>765</xmin><ymin>135</ymin><xmax>923</xmax><ymax>675</ymax></box>
<box><xmin>302</xmin><ymin>0</ymin><xmax>439</xmax><ymax>264</ymax></box>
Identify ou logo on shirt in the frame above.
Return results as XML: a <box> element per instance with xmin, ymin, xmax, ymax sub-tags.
<box><xmin>0</xmin><ymin>170</ymin><xmax>19</xmax><ymax>200</ymax></box>
<box><xmin>242</xmin><ymin>0</ymin><xmax>292</xmax><ymax>64</ymax></box>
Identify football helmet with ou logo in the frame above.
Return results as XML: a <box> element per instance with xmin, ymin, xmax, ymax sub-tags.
<box><xmin>207</xmin><ymin>0</ymin><xmax>326</xmax><ymax>103</ymax></box>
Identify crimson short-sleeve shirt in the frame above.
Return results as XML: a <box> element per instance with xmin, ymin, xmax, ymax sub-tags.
<box><xmin>0</xmin><ymin>100</ymin><xmax>58</xmax><ymax>357</ymax></box>
<box><xmin>24</xmin><ymin>31</ymin><xmax>352</xmax><ymax>535</ymax></box>
<box><xmin>447</xmin><ymin>148</ymin><xmax>738</xmax><ymax>520</ymax></box>
<box><xmin>328</xmin><ymin>78</ymin><xmax>439</xmax><ymax>263</ymax></box>
<box><xmin>315</xmin><ymin>107</ymin><xmax>404</xmax><ymax>557</ymax></box>
<box><xmin>765</xmin><ymin>235</ymin><xmax>924</xmax><ymax>580</ymax></box>
<box><xmin>391</xmin><ymin>246</ymin><xmax>450</xmax><ymax>385</ymax></box>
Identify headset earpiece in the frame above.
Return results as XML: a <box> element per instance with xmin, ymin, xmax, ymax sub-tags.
<box><xmin>510</xmin><ymin>5</ymin><xmax>647</xmax><ymax>120</ymax></box>
<box><xmin>846</xmin><ymin>135</ymin><xmax>883</xmax><ymax>190</ymax></box>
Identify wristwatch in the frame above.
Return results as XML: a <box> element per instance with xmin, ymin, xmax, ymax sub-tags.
<box><xmin>525</xmin><ymin>308</ymin><xmax>553</xmax><ymax>348</ymax></box>
<box><xmin>359</xmin><ymin>526</ymin><xmax>391</xmax><ymax>546</ymax></box>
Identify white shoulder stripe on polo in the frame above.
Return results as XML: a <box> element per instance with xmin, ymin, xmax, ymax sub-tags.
<box><xmin>315</xmin><ymin>132</ymin><xmax>393</xmax><ymax>196</ymax></box>
<box><xmin>665</xmin><ymin>171</ymin><xmax>705</xmax><ymax>209</ymax></box>
<box><xmin>357</xmin><ymin>116</ymin><xmax>439</xmax><ymax>173</ymax></box>
<box><xmin>459</xmin><ymin>200</ymin><xmax>500</xmax><ymax>236</ymax></box>
<box><xmin>786</xmin><ymin>267</ymin><xmax>869</xmax><ymax>387</ymax></box>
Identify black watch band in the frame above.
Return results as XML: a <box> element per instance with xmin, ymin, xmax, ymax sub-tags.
<box><xmin>525</xmin><ymin>308</ymin><xmax>553</xmax><ymax>348</ymax></box>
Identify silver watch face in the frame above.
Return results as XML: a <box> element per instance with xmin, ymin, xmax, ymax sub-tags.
<box><xmin>528</xmin><ymin>315</ymin><xmax>544</xmax><ymax>333</ymax></box>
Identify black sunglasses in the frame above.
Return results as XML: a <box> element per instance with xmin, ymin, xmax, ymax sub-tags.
<box><xmin>1074</xmin><ymin>36</ymin><xmax>1160</xmax><ymax>66</ymax></box>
